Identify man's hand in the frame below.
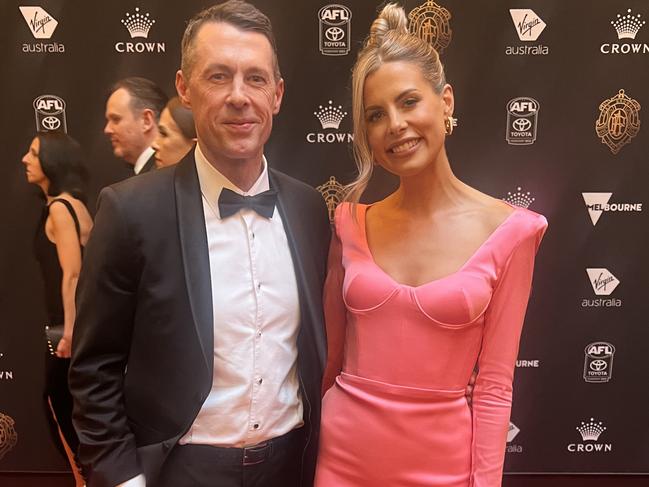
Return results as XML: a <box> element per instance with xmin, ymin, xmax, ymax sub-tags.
<box><xmin>465</xmin><ymin>369</ymin><xmax>477</xmax><ymax>408</ymax></box>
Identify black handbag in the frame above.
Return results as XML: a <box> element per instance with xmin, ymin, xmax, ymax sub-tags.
<box><xmin>45</xmin><ymin>324</ymin><xmax>65</xmax><ymax>356</ymax></box>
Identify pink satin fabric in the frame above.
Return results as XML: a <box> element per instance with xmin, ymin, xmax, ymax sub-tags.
<box><xmin>315</xmin><ymin>203</ymin><xmax>547</xmax><ymax>487</ymax></box>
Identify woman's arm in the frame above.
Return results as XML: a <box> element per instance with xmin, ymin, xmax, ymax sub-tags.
<box><xmin>470</xmin><ymin>214</ymin><xmax>547</xmax><ymax>486</ymax></box>
<box><xmin>48</xmin><ymin>201</ymin><xmax>83</xmax><ymax>358</ymax></box>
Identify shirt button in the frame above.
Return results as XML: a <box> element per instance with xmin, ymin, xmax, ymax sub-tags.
<box><xmin>257</xmin><ymin>283</ymin><xmax>261</xmax><ymax>290</ymax></box>
<box><xmin>257</xmin><ymin>378</ymin><xmax>263</xmax><ymax>385</ymax></box>
<box><xmin>257</xmin><ymin>330</ymin><xmax>262</xmax><ymax>337</ymax></box>
<box><xmin>253</xmin><ymin>423</ymin><xmax>259</xmax><ymax>429</ymax></box>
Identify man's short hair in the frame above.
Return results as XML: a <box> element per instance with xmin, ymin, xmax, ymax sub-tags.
<box><xmin>181</xmin><ymin>0</ymin><xmax>281</xmax><ymax>81</ymax></box>
<box><xmin>110</xmin><ymin>77</ymin><xmax>168</xmax><ymax>121</ymax></box>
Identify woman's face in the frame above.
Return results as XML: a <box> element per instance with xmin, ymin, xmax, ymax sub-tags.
<box><xmin>21</xmin><ymin>137</ymin><xmax>47</xmax><ymax>185</ymax></box>
<box><xmin>152</xmin><ymin>108</ymin><xmax>194</xmax><ymax>168</ymax></box>
<box><xmin>363</xmin><ymin>61</ymin><xmax>453</xmax><ymax>178</ymax></box>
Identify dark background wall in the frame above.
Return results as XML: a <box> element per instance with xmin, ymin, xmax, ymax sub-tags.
<box><xmin>1</xmin><ymin>0</ymin><xmax>647</xmax><ymax>485</ymax></box>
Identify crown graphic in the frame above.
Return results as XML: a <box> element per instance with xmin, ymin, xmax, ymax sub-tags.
<box><xmin>314</xmin><ymin>100</ymin><xmax>347</xmax><ymax>130</ymax></box>
<box><xmin>121</xmin><ymin>7</ymin><xmax>155</xmax><ymax>39</ymax></box>
<box><xmin>503</xmin><ymin>187</ymin><xmax>535</xmax><ymax>209</ymax></box>
<box><xmin>611</xmin><ymin>9</ymin><xmax>645</xmax><ymax>40</ymax></box>
<box><xmin>576</xmin><ymin>418</ymin><xmax>606</xmax><ymax>442</ymax></box>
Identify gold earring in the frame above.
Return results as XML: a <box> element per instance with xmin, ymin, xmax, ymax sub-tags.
<box><xmin>444</xmin><ymin>116</ymin><xmax>457</xmax><ymax>135</ymax></box>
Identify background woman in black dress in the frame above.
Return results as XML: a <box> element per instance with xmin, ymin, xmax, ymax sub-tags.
<box><xmin>22</xmin><ymin>131</ymin><xmax>93</xmax><ymax>486</ymax></box>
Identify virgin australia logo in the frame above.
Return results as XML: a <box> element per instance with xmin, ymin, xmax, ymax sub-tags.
<box><xmin>19</xmin><ymin>6</ymin><xmax>65</xmax><ymax>53</ymax></box>
<box><xmin>506</xmin><ymin>422</ymin><xmax>522</xmax><ymax>453</ymax></box>
<box><xmin>115</xmin><ymin>7</ymin><xmax>165</xmax><ymax>53</ymax></box>
<box><xmin>506</xmin><ymin>9</ymin><xmax>549</xmax><ymax>55</ymax></box>
<box><xmin>306</xmin><ymin>100</ymin><xmax>353</xmax><ymax>144</ymax></box>
<box><xmin>582</xmin><ymin>268</ymin><xmax>621</xmax><ymax>308</ymax></box>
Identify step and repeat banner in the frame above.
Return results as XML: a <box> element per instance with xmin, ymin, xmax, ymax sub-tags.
<box><xmin>1</xmin><ymin>0</ymin><xmax>648</xmax><ymax>476</ymax></box>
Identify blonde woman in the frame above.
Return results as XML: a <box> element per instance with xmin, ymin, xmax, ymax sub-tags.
<box><xmin>315</xmin><ymin>4</ymin><xmax>547</xmax><ymax>486</ymax></box>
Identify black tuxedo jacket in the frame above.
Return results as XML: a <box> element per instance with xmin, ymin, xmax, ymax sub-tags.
<box><xmin>70</xmin><ymin>151</ymin><xmax>330</xmax><ymax>487</ymax></box>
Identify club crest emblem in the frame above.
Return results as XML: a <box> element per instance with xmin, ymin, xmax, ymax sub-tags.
<box><xmin>316</xmin><ymin>176</ymin><xmax>348</xmax><ymax>223</ymax></box>
<box><xmin>408</xmin><ymin>1</ymin><xmax>452</xmax><ymax>53</ymax></box>
<box><xmin>595</xmin><ymin>89</ymin><xmax>641</xmax><ymax>154</ymax></box>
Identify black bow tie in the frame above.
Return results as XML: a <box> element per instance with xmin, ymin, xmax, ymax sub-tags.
<box><xmin>218</xmin><ymin>187</ymin><xmax>277</xmax><ymax>219</ymax></box>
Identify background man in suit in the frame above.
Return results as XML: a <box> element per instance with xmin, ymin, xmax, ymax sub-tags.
<box><xmin>70</xmin><ymin>2</ymin><xmax>330</xmax><ymax>486</ymax></box>
<box><xmin>104</xmin><ymin>77</ymin><xmax>168</xmax><ymax>175</ymax></box>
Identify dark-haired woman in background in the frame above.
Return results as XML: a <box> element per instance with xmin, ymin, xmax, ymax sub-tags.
<box><xmin>152</xmin><ymin>96</ymin><xmax>196</xmax><ymax>168</ymax></box>
<box><xmin>22</xmin><ymin>131</ymin><xmax>92</xmax><ymax>487</ymax></box>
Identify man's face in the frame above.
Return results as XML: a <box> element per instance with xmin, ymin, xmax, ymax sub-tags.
<box><xmin>176</xmin><ymin>22</ymin><xmax>284</xmax><ymax>167</ymax></box>
<box><xmin>104</xmin><ymin>88</ymin><xmax>148</xmax><ymax>164</ymax></box>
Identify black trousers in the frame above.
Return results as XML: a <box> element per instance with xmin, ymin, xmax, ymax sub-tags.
<box><xmin>156</xmin><ymin>428</ymin><xmax>305</xmax><ymax>487</ymax></box>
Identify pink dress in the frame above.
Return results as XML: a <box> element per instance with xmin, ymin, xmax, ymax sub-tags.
<box><xmin>315</xmin><ymin>203</ymin><xmax>547</xmax><ymax>487</ymax></box>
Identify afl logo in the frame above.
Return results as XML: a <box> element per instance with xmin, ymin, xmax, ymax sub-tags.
<box><xmin>33</xmin><ymin>94</ymin><xmax>67</xmax><ymax>133</ymax></box>
<box><xmin>583</xmin><ymin>341</ymin><xmax>615</xmax><ymax>383</ymax></box>
<box><xmin>506</xmin><ymin>96</ymin><xmax>539</xmax><ymax>145</ymax></box>
<box><xmin>319</xmin><ymin>5</ymin><xmax>352</xmax><ymax>56</ymax></box>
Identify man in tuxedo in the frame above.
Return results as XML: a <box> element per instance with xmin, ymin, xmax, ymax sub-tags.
<box><xmin>70</xmin><ymin>2</ymin><xmax>330</xmax><ymax>486</ymax></box>
<box><xmin>104</xmin><ymin>77</ymin><xmax>168</xmax><ymax>175</ymax></box>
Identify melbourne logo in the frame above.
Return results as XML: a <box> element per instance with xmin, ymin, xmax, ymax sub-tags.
<box><xmin>33</xmin><ymin>95</ymin><xmax>67</xmax><ymax>133</ymax></box>
<box><xmin>506</xmin><ymin>422</ymin><xmax>522</xmax><ymax>453</ymax></box>
<box><xmin>503</xmin><ymin>186</ymin><xmax>535</xmax><ymax>208</ymax></box>
<box><xmin>19</xmin><ymin>6</ymin><xmax>64</xmax><ymax>53</ymax></box>
<box><xmin>516</xmin><ymin>359</ymin><xmax>540</xmax><ymax>368</ymax></box>
<box><xmin>506</xmin><ymin>9</ymin><xmax>549</xmax><ymax>55</ymax></box>
<box><xmin>408</xmin><ymin>1</ymin><xmax>452</xmax><ymax>54</ymax></box>
<box><xmin>319</xmin><ymin>5</ymin><xmax>351</xmax><ymax>56</ymax></box>
<box><xmin>601</xmin><ymin>8</ymin><xmax>648</xmax><ymax>54</ymax></box>
<box><xmin>595</xmin><ymin>89</ymin><xmax>641</xmax><ymax>154</ymax></box>
<box><xmin>582</xmin><ymin>192</ymin><xmax>642</xmax><ymax>226</ymax></box>
<box><xmin>0</xmin><ymin>413</ymin><xmax>18</xmax><ymax>460</ymax></box>
<box><xmin>306</xmin><ymin>100</ymin><xmax>353</xmax><ymax>144</ymax></box>
<box><xmin>115</xmin><ymin>7</ymin><xmax>165</xmax><ymax>53</ymax></box>
<box><xmin>506</xmin><ymin>97</ymin><xmax>539</xmax><ymax>145</ymax></box>
<box><xmin>568</xmin><ymin>418</ymin><xmax>612</xmax><ymax>453</ymax></box>
<box><xmin>583</xmin><ymin>342</ymin><xmax>615</xmax><ymax>383</ymax></box>
<box><xmin>316</xmin><ymin>176</ymin><xmax>348</xmax><ymax>223</ymax></box>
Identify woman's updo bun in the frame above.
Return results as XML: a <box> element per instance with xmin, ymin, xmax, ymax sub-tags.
<box><xmin>367</xmin><ymin>3</ymin><xmax>409</xmax><ymax>48</ymax></box>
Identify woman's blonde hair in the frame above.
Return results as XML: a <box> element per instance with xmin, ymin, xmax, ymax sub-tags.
<box><xmin>346</xmin><ymin>3</ymin><xmax>446</xmax><ymax>204</ymax></box>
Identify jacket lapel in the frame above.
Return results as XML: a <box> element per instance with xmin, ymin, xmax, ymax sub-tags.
<box><xmin>174</xmin><ymin>152</ymin><xmax>213</xmax><ymax>377</ymax></box>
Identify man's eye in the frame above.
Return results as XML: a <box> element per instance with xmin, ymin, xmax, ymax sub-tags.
<box><xmin>250</xmin><ymin>75</ymin><xmax>266</xmax><ymax>84</ymax></box>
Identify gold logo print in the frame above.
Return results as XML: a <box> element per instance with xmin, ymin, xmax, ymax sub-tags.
<box><xmin>596</xmin><ymin>89</ymin><xmax>641</xmax><ymax>154</ymax></box>
<box><xmin>316</xmin><ymin>176</ymin><xmax>348</xmax><ymax>223</ymax></box>
<box><xmin>408</xmin><ymin>0</ymin><xmax>452</xmax><ymax>53</ymax></box>
<box><xmin>0</xmin><ymin>413</ymin><xmax>18</xmax><ymax>460</ymax></box>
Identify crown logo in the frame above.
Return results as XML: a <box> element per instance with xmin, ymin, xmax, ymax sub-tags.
<box><xmin>408</xmin><ymin>1</ymin><xmax>452</xmax><ymax>53</ymax></box>
<box><xmin>121</xmin><ymin>7</ymin><xmax>155</xmax><ymax>39</ymax></box>
<box><xmin>316</xmin><ymin>176</ymin><xmax>348</xmax><ymax>223</ymax></box>
<box><xmin>611</xmin><ymin>9</ymin><xmax>645</xmax><ymax>40</ymax></box>
<box><xmin>314</xmin><ymin>100</ymin><xmax>347</xmax><ymax>130</ymax></box>
<box><xmin>503</xmin><ymin>186</ymin><xmax>535</xmax><ymax>209</ymax></box>
<box><xmin>576</xmin><ymin>418</ymin><xmax>606</xmax><ymax>442</ymax></box>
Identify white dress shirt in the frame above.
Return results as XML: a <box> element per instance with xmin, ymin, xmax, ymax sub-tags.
<box><xmin>179</xmin><ymin>143</ymin><xmax>303</xmax><ymax>447</ymax></box>
<box><xmin>118</xmin><ymin>145</ymin><xmax>302</xmax><ymax>487</ymax></box>
<box><xmin>133</xmin><ymin>146</ymin><xmax>154</xmax><ymax>174</ymax></box>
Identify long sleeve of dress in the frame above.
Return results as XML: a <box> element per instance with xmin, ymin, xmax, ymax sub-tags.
<box><xmin>321</xmin><ymin>220</ymin><xmax>347</xmax><ymax>396</ymax></box>
<box><xmin>470</xmin><ymin>215</ymin><xmax>547</xmax><ymax>486</ymax></box>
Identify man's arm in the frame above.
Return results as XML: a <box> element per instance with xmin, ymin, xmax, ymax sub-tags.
<box><xmin>69</xmin><ymin>186</ymin><xmax>143</xmax><ymax>487</ymax></box>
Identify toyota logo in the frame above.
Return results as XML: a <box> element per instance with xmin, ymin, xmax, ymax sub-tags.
<box><xmin>590</xmin><ymin>359</ymin><xmax>608</xmax><ymax>371</ymax></box>
<box><xmin>41</xmin><ymin>116</ymin><xmax>61</xmax><ymax>130</ymax></box>
<box><xmin>512</xmin><ymin>118</ymin><xmax>532</xmax><ymax>132</ymax></box>
<box><xmin>325</xmin><ymin>27</ymin><xmax>345</xmax><ymax>41</ymax></box>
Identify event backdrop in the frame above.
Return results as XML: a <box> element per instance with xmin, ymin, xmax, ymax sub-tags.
<box><xmin>1</xmin><ymin>0</ymin><xmax>648</xmax><ymax>477</ymax></box>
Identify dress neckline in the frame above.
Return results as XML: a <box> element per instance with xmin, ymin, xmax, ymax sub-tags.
<box><xmin>358</xmin><ymin>202</ymin><xmax>520</xmax><ymax>289</ymax></box>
